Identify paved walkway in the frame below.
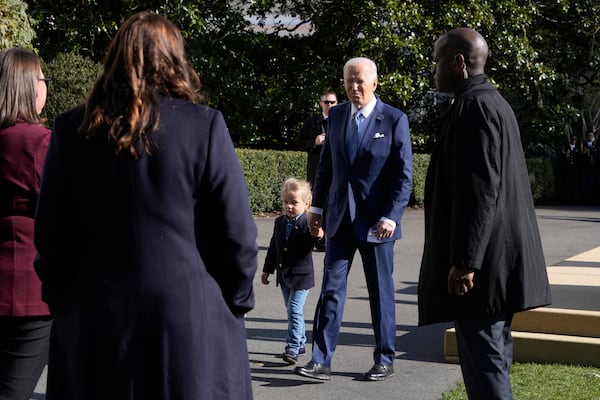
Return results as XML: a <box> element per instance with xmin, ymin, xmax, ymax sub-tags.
<box><xmin>32</xmin><ymin>206</ymin><xmax>600</xmax><ymax>399</ymax></box>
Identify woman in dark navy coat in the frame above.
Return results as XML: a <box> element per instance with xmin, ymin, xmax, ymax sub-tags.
<box><xmin>34</xmin><ymin>12</ymin><xmax>257</xmax><ymax>400</ymax></box>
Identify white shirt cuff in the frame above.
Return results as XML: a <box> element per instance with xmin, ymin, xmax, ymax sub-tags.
<box><xmin>309</xmin><ymin>206</ymin><xmax>323</xmax><ymax>215</ymax></box>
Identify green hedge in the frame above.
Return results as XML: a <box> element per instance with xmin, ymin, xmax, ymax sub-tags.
<box><xmin>411</xmin><ymin>153</ymin><xmax>429</xmax><ymax>208</ymax></box>
<box><xmin>527</xmin><ymin>157</ymin><xmax>556</xmax><ymax>204</ymax></box>
<box><xmin>236</xmin><ymin>149</ymin><xmax>430</xmax><ymax>214</ymax></box>
<box><xmin>236</xmin><ymin>150</ymin><xmax>555</xmax><ymax>214</ymax></box>
<box><xmin>236</xmin><ymin>148</ymin><xmax>307</xmax><ymax>214</ymax></box>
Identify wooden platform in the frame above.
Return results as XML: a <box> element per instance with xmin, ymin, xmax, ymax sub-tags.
<box><xmin>444</xmin><ymin>247</ymin><xmax>600</xmax><ymax>367</ymax></box>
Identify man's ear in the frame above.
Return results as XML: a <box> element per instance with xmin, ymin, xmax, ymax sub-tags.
<box><xmin>453</xmin><ymin>53</ymin><xmax>466</xmax><ymax>69</ymax></box>
<box><xmin>453</xmin><ymin>53</ymin><xmax>468</xmax><ymax>78</ymax></box>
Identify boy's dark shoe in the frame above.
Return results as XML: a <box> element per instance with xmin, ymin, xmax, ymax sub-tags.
<box><xmin>283</xmin><ymin>349</ymin><xmax>298</xmax><ymax>365</ymax></box>
<box><xmin>294</xmin><ymin>360</ymin><xmax>331</xmax><ymax>380</ymax></box>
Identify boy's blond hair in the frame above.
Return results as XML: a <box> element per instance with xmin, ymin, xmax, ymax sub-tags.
<box><xmin>281</xmin><ymin>177</ymin><xmax>313</xmax><ymax>204</ymax></box>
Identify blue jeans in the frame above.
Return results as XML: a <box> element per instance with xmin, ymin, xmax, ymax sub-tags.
<box><xmin>280</xmin><ymin>283</ymin><xmax>309</xmax><ymax>354</ymax></box>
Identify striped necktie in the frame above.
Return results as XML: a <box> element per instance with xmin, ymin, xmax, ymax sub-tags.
<box><xmin>346</xmin><ymin>112</ymin><xmax>364</xmax><ymax>162</ymax></box>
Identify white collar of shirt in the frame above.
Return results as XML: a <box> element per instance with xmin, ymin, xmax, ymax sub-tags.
<box><xmin>351</xmin><ymin>96</ymin><xmax>377</xmax><ymax>119</ymax></box>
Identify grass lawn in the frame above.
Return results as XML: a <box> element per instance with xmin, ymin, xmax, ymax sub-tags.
<box><xmin>442</xmin><ymin>363</ymin><xmax>600</xmax><ymax>400</ymax></box>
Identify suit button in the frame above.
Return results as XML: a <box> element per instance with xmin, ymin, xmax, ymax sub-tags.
<box><xmin>284</xmin><ymin>247</ymin><xmax>288</xmax><ymax>252</ymax></box>
<box><xmin>278</xmin><ymin>264</ymin><xmax>283</xmax><ymax>269</ymax></box>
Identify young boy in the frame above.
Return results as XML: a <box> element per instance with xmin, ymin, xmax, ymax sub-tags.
<box><xmin>262</xmin><ymin>178</ymin><xmax>324</xmax><ymax>364</ymax></box>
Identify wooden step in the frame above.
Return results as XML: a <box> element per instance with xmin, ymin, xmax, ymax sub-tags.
<box><xmin>512</xmin><ymin>308</ymin><xmax>600</xmax><ymax>338</ymax></box>
<box><xmin>444</xmin><ymin>328</ymin><xmax>600</xmax><ymax>367</ymax></box>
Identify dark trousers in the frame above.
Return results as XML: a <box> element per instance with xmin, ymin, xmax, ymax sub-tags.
<box><xmin>0</xmin><ymin>316</ymin><xmax>52</xmax><ymax>400</ymax></box>
<box><xmin>454</xmin><ymin>314</ymin><xmax>514</xmax><ymax>400</ymax></box>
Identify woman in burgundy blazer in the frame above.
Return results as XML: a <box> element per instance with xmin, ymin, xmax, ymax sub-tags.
<box><xmin>0</xmin><ymin>48</ymin><xmax>52</xmax><ymax>400</ymax></box>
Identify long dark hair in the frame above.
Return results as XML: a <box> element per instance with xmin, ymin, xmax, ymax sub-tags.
<box><xmin>79</xmin><ymin>12</ymin><xmax>204</xmax><ymax>157</ymax></box>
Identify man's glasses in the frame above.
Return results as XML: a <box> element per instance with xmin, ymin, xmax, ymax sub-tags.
<box><xmin>321</xmin><ymin>100</ymin><xmax>337</xmax><ymax>105</ymax></box>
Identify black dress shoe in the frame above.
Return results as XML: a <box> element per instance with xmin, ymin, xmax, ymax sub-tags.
<box><xmin>294</xmin><ymin>360</ymin><xmax>331</xmax><ymax>380</ymax></box>
<box><xmin>364</xmin><ymin>364</ymin><xmax>394</xmax><ymax>381</ymax></box>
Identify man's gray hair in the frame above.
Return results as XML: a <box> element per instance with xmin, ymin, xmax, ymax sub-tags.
<box><xmin>343</xmin><ymin>57</ymin><xmax>377</xmax><ymax>80</ymax></box>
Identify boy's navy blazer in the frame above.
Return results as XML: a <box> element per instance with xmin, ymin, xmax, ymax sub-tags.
<box><xmin>263</xmin><ymin>213</ymin><xmax>316</xmax><ymax>290</ymax></box>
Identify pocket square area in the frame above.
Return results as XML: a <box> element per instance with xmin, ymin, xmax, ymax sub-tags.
<box><xmin>373</xmin><ymin>132</ymin><xmax>385</xmax><ymax>138</ymax></box>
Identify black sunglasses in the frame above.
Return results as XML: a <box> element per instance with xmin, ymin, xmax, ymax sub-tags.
<box><xmin>321</xmin><ymin>100</ymin><xmax>337</xmax><ymax>105</ymax></box>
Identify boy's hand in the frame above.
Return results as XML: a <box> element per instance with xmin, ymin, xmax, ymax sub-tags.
<box><xmin>316</xmin><ymin>227</ymin><xmax>325</xmax><ymax>239</ymax></box>
<box><xmin>309</xmin><ymin>217</ymin><xmax>324</xmax><ymax>238</ymax></box>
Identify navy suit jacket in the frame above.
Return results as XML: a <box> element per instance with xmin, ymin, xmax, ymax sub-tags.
<box><xmin>312</xmin><ymin>99</ymin><xmax>412</xmax><ymax>242</ymax></box>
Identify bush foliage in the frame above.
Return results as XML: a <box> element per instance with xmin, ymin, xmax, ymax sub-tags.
<box><xmin>42</xmin><ymin>52</ymin><xmax>103</xmax><ymax>126</ymax></box>
<box><xmin>527</xmin><ymin>158</ymin><xmax>556</xmax><ymax>204</ymax></box>
<box><xmin>411</xmin><ymin>154</ymin><xmax>429</xmax><ymax>208</ymax></box>
<box><xmin>0</xmin><ymin>0</ymin><xmax>36</xmax><ymax>48</ymax></box>
<box><xmin>36</xmin><ymin>51</ymin><xmax>555</xmax><ymax>214</ymax></box>
<box><xmin>236</xmin><ymin>149</ymin><xmax>307</xmax><ymax>214</ymax></box>
<box><xmin>23</xmin><ymin>1</ymin><xmax>600</xmax><ymax>155</ymax></box>
<box><xmin>235</xmin><ymin>151</ymin><xmax>555</xmax><ymax>214</ymax></box>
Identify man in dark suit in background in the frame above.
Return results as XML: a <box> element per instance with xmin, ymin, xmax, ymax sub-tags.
<box><xmin>296</xmin><ymin>90</ymin><xmax>338</xmax><ymax>185</ymax></box>
<box><xmin>294</xmin><ymin>57</ymin><xmax>413</xmax><ymax>381</ymax></box>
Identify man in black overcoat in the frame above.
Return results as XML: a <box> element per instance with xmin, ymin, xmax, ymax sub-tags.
<box><xmin>418</xmin><ymin>28</ymin><xmax>552</xmax><ymax>399</ymax></box>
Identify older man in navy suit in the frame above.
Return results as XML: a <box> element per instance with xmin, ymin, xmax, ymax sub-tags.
<box><xmin>294</xmin><ymin>57</ymin><xmax>413</xmax><ymax>381</ymax></box>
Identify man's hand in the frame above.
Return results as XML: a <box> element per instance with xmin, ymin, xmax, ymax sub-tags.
<box><xmin>447</xmin><ymin>265</ymin><xmax>475</xmax><ymax>296</ymax></box>
<box><xmin>315</xmin><ymin>133</ymin><xmax>326</xmax><ymax>146</ymax></box>
<box><xmin>308</xmin><ymin>212</ymin><xmax>322</xmax><ymax>237</ymax></box>
<box><xmin>375</xmin><ymin>220</ymin><xmax>394</xmax><ymax>240</ymax></box>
